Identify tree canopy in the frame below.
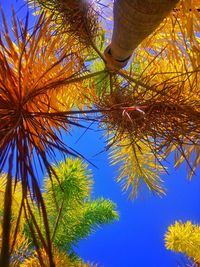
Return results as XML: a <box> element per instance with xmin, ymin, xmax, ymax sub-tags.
<box><xmin>0</xmin><ymin>0</ymin><xmax>199</xmax><ymax>265</ymax></box>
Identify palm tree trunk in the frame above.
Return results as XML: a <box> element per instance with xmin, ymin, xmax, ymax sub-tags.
<box><xmin>104</xmin><ymin>0</ymin><xmax>179</xmax><ymax>69</ymax></box>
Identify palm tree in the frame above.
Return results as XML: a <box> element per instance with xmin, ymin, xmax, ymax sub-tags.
<box><xmin>1</xmin><ymin>0</ymin><xmax>200</xmax><ymax>264</ymax></box>
<box><xmin>30</xmin><ymin>158</ymin><xmax>118</xmax><ymax>257</ymax></box>
<box><xmin>0</xmin><ymin>158</ymin><xmax>118</xmax><ymax>266</ymax></box>
<box><xmin>0</xmin><ymin>8</ymin><xmax>99</xmax><ymax>266</ymax></box>
<box><xmin>32</xmin><ymin>0</ymin><xmax>200</xmax><ymax>195</ymax></box>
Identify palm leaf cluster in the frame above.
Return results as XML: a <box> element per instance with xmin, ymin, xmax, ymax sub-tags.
<box><xmin>91</xmin><ymin>0</ymin><xmax>200</xmax><ymax>193</ymax></box>
<box><xmin>40</xmin><ymin>158</ymin><xmax>118</xmax><ymax>253</ymax></box>
<box><xmin>30</xmin><ymin>0</ymin><xmax>103</xmax><ymax>49</ymax></box>
<box><xmin>165</xmin><ymin>221</ymin><xmax>200</xmax><ymax>265</ymax></box>
<box><xmin>0</xmin><ymin>158</ymin><xmax>118</xmax><ymax>266</ymax></box>
<box><xmin>0</xmin><ymin>8</ymin><xmax>96</xmax><ymax>266</ymax></box>
<box><xmin>0</xmin><ymin>0</ymin><xmax>200</xmax><ymax>264</ymax></box>
<box><xmin>109</xmin><ymin>136</ymin><xmax>165</xmax><ymax>198</ymax></box>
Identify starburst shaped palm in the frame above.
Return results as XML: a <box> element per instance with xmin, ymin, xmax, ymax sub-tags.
<box><xmin>0</xmin><ymin>9</ymin><xmax>98</xmax><ymax>266</ymax></box>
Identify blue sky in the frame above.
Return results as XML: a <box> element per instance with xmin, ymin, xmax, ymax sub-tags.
<box><xmin>67</xmin><ymin>127</ymin><xmax>200</xmax><ymax>267</ymax></box>
<box><xmin>1</xmin><ymin>1</ymin><xmax>200</xmax><ymax>266</ymax></box>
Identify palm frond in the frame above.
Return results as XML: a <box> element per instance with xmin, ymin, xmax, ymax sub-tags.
<box><xmin>22</xmin><ymin>248</ymin><xmax>97</xmax><ymax>266</ymax></box>
<box><xmin>165</xmin><ymin>221</ymin><xmax>200</xmax><ymax>264</ymax></box>
<box><xmin>0</xmin><ymin>9</ymin><xmax>95</xmax><ymax>266</ymax></box>
<box><xmin>30</xmin><ymin>0</ymin><xmax>103</xmax><ymax>49</ymax></box>
<box><xmin>92</xmin><ymin>0</ymin><xmax>200</xmax><ymax>180</ymax></box>
<box><xmin>109</xmin><ymin>134</ymin><xmax>165</xmax><ymax>198</ymax></box>
<box><xmin>41</xmin><ymin>158</ymin><xmax>118</xmax><ymax>251</ymax></box>
<box><xmin>21</xmin><ymin>247</ymin><xmax>71</xmax><ymax>266</ymax></box>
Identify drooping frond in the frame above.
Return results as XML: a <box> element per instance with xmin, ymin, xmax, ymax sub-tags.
<box><xmin>172</xmin><ymin>145</ymin><xmax>200</xmax><ymax>180</ymax></box>
<box><xmin>109</xmin><ymin>134</ymin><xmax>165</xmax><ymax>198</ymax></box>
<box><xmin>165</xmin><ymin>221</ymin><xmax>200</xmax><ymax>264</ymax></box>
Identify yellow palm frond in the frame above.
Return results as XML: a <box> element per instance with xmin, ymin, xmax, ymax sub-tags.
<box><xmin>0</xmin><ymin>225</ymin><xmax>30</xmax><ymax>267</ymax></box>
<box><xmin>132</xmin><ymin>0</ymin><xmax>200</xmax><ymax>177</ymax></box>
<box><xmin>0</xmin><ymin>175</ymin><xmax>27</xmax><ymax>228</ymax></box>
<box><xmin>21</xmin><ymin>247</ymin><xmax>97</xmax><ymax>266</ymax></box>
<box><xmin>21</xmin><ymin>248</ymin><xmax>71</xmax><ymax>267</ymax></box>
<box><xmin>109</xmin><ymin>134</ymin><xmax>165</xmax><ymax>198</ymax></box>
<box><xmin>165</xmin><ymin>221</ymin><xmax>200</xmax><ymax>264</ymax></box>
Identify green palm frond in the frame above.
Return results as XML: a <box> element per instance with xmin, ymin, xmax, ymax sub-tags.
<box><xmin>44</xmin><ymin>158</ymin><xmax>93</xmax><ymax>206</ymax></box>
<box><xmin>0</xmin><ymin>158</ymin><xmax>118</xmax><ymax>266</ymax></box>
<box><xmin>42</xmin><ymin>158</ymin><xmax>118</xmax><ymax>251</ymax></box>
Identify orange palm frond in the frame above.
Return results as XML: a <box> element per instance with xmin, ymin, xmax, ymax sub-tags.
<box><xmin>0</xmin><ymin>9</ymin><xmax>95</xmax><ymax>266</ymax></box>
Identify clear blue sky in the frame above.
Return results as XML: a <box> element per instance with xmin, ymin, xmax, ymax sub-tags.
<box><xmin>1</xmin><ymin>1</ymin><xmax>200</xmax><ymax>266</ymax></box>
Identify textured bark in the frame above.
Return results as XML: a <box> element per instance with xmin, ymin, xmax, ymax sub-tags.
<box><xmin>105</xmin><ymin>0</ymin><xmax>179</xmax><ymax>69</ymax></box>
